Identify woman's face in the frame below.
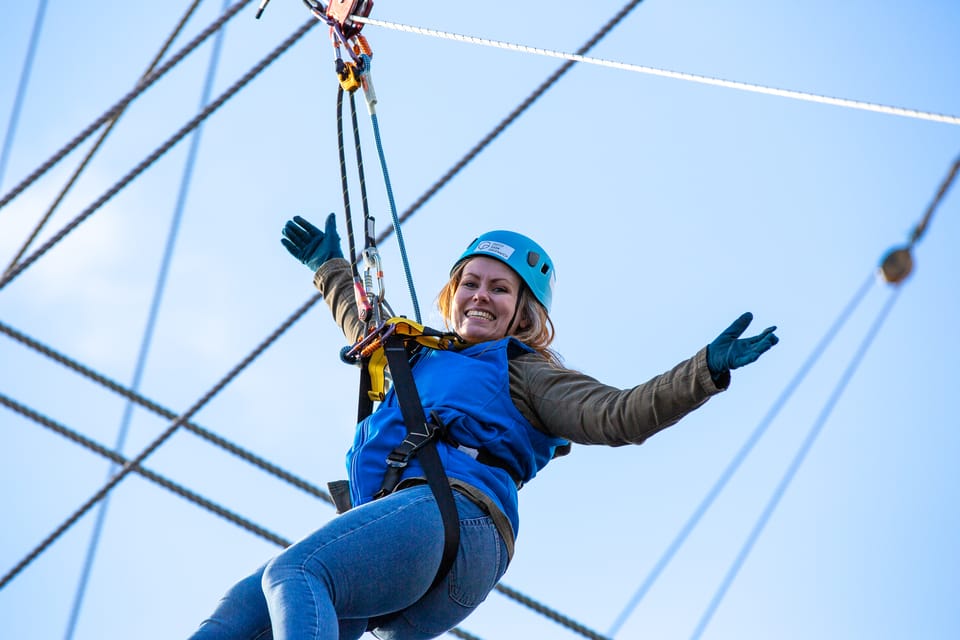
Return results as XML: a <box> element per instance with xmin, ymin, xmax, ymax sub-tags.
<box><xmin>451</xmin><ymin>256</ymin><xmax>524</xmax><ymax>342</ymax></box>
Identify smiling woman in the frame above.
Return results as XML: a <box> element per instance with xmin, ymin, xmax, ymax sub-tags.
<box><xmin>183</xmin><ymin>215</ymin><xmax>778</xmax><ymax>639</ymax></box>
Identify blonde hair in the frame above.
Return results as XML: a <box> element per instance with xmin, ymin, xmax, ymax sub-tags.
<box><xmin>437</xmin><ymin>259</ymin><xmax>562</xmax><ymax>366</ymax></box>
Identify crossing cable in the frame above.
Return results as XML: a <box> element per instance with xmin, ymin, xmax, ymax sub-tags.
<box><xmin>374</xmin><ymin>0</ymin><xmax>646</xmax><ymax>246</ymax></box>
<box><xmin>909</xmin><ymin>154</ymin><xmax>959</xmax><ymax>247</ymax></box>
<box><xmin>0</xmin><ymin>318</ymin><xmax>333</xmax><ymax>506</ymax></box>
<box><xmin>495</xmin><ymin>583</ymin><xmax>611</xmax><ymax>640</ymax></box>
<box><xmin>356</xmin><ymin>16</ymin><xmax>960</xmax><ymax>128</ymax></box>
<box><xmin>606</xmin><ymin>271</ymin><xmax>876</xmax><ymax>636</ymax></box>
<box><xmin>4</xmin><ymin>0</ymin><xmax>205</xmax><ymax>279</ymax></box>
<box><xmin>0</xmin><ymin>289</ymin><xmax>323</xmax><ymax>590</ymax></box>
<box><xmin>0</xmin><ymin>16</ymin><xmax>318</xmax><ymax>293</ymax></box>
<box><xmin>0</xmin><ymin>391</ymin><xmax>290</xmax><ymax>547</ymax></box>
<box><xmin>0</xmin><ymin>0</ymin><xmax>254</xmax><ymax>213</ymax></box>
<box><xmin>63</xmin><ymin>5</ymin><xmax>226</xmax><ymax>638</ymax></box>
<box><xmin>0</xmin><ymin>0</ymin><xmax>48</xmax><ymax>190</ymax></box>
<box><xmin>689</xmin><ymin>285</ymin><xmax>902</xmax><ymax>640</ymax></box>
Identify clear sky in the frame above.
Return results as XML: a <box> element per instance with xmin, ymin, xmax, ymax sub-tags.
<box><xmin>1</xmin><ymin>1</ymin><xmax>958</xmax><ymax>639</ymax></box>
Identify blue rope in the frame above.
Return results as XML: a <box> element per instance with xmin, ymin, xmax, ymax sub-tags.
<box><xmin>370</xmin><ymin>110</ymin><xmax>421</xmax><ymax>323</ymax></box>
<box><xmin>607</xmin><ymin>271</ymin><xmax>877</xmax><ymax>636</ymax></box>
<box><xmin>0</xmin><ymin>0</ymin><xmax>48</xmax><ymax>191</ymax></box>
<box><xmin>689</xmin><ymin>285</ymin><xmax>901</xmax><ymax>640</ymax></box>
<box><xmin>62</xmin><ymin>3</ymin><xmax>230</xmax><ymax>637</ymax></box>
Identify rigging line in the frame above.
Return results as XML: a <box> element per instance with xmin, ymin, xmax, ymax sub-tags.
<box><xmin>0</xmin><ymin>0</ymin><xmax>48</xmax><ymax>191</ymax></box>
<box><xmin>356</xmin><ymin>16</ymin><xmax>960</xmax><ymax>129</ymax></box>
<box><xmin>0</xmin><ymin>17</ymin><xmax>318</xmax><ymax>294</ymax></box>
<box><xmin>910</xmin><ymin>153</ymin><xmax>960</xmax><ymax>246</ymax></box>
<box><xmin>63</xmin><ymin>4</ymin><xmax>226</xmax><ymax>638</ymax></box>
<box><xmin>494</xmin><ymin>583</ymin><xmax>611</xmax><ymax>640</ymax></box>
<box><xmin>690</xmin><ymin>286</ymin><xmax>902</xmax><ymax>640</ymax></box>
<box><xmin>0</xmin><ymin>289</ymin><xmax>323</xmax><ymax>591</ymax></box>
<box><xmin>374</xmin><ymin>0</ymin><xmax>646</xmax><ymax>246</ymax></box>
<box><xmin>606</xmin><ymin>271</ymin><xmax>877</xmax><ymax>637</ymax></box>
<box><xmin>0</xmin><ymin>392</ymin><xmax>290</xmax><ymax>547</ymax></box>
<box><xmin>0</xmin><ymin>318</ymin><xmax>333</xmax><ymax>506</ymax></box>
<box><xmin>4</xmin><ymin>0</ymin><xmax>205</xmax><ymax>279</ymax></box>
<box><xmin>0</xmin><ymin>0</ymin><xmax>254</xmax><ymax>213</ymax></box>
<box><xmin>0</xmin><ymin>327</ymin><xmax>599</xmax><ymax>640</ymax></box>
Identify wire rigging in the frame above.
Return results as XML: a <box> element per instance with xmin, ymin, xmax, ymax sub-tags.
<box><xmin>607</xmin><ymin>270</ymin><xmax>878</xmax><ymax>637</ymax></box>
<box><xmin>910</xmin><ymin>154</ymin><xmax>959</xmax><ymax>246</ymax></box>
<box><xmin>0</xmin><ymin>0</ymin><xmax>48</xmax><ymax>191</ymax></box>
<box><xmin>689</xmin><ymin>286</ymin><xmax>902</xmax><ymax>640</ymax></box>
<box><xmin>0</xmin><ymin>0</ymin><xmax>254</xmax><ymax>213</ymax></box>
<box><xmin>0</xmin><ymin>318</ymin><xmax>333</xmax><ymax>506</ymax></box>
<box><xmin>62</xmin><ymin>5</ymin><xmax>227</xmax><ymax>637</ymax></box>
<box><xmin>0</xmin><ymin>289</ymin><xmax>324</xmax><ymax>591</ymax></box>
<box><xmin>0</xmin><ymin>17</ymin><xmax>318</xmax><ymax>293</ymax></box>
<box><xmin>4</xmin><ymin>0</ymin><xmax>205</xmax><ymax>279</ymax></box>
<box><xmin>0</xmin><ymin>391</ymin><xmax>291</xmax><ymax>547</ymax></box>
<box><xmin>354</xmin><ymin>15</ymin><xmax>960</xmax><ymax>128</ymax></box>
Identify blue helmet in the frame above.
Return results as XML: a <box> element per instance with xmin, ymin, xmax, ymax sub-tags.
<box><xmin>452</xmin><ymin>230</ymin><xmax>556</xmax><ymax>311</ymax></box>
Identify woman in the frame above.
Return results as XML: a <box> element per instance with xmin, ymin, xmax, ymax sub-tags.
<box><xmin>188</xmin><ymin>214</ymin><xmax>778</xmax><ymax>639</ymax></box>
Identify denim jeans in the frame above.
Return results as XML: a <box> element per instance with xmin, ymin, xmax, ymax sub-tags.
<box><xmin>188</xmin><ymin>485</ymin><xmax>509</xmax><ymax>640</ymax></box>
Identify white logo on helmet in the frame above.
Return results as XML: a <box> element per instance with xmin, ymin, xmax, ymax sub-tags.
<box><xmin>475</xmin><ymin>241</ymin><xmax>515</xmax><ymax>261</ymax></box>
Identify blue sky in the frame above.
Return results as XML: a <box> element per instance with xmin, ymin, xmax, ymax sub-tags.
<box><xmin>1</xmin><ymin>1</ymin><xmax>958</xmax><ymax>639</ymax></box>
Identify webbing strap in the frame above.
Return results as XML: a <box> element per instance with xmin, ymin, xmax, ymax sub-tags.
<box><xmin>381</xmin><ymin>334</ymin><xmax>460</xmax><ymax>591</ymax></box>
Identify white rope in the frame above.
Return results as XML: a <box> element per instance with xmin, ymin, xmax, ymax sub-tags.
<box><xmin>355</xmin><ymin>16</ymin><xmax>960</xmax><ymax>127</ymax></box>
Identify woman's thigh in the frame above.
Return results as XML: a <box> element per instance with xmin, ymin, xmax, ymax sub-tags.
<box><xmin>371</xmin><ymin>493</ymin><xmax>509</xmax><ymax>639</ymax></box>
<box><xmin>264</xmin><ymin>485</ymin><xmax>508</xmax><ymax>638</ymax></box>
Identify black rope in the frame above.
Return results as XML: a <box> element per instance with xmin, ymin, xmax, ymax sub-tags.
<box><xmin>0</xmin><ymin>0</ymin><xmax>254</xmax><ymax>213</ymax></box>
<box><xmin>910</xmin><ymin>153</ymin><xmax>960</xmax><ymax>246</ymax></box>
<box><xmin>336</xmin><ymin>86</ymin><xmax>360</xmax><ymax>268</ymax></box>
<box><xmin>495</xmin><ymin>583</ymin><xmax>611</xmax><ymax>640</ymax></box>
<box><xmin>0</xmin><ymin>17</ymin><xmax>318</xmax><ymax>293</ymax></box>
<box><xmin>0</xmin><ymin>290</ymin><xmax>321</xmax><ymax>590</ymax></box>
<box><xmin>349</xmin><ymin>89</ymin><xmax>374</xmax><ymax>241</ymax></box>
<box><xmin>0</xmin><ymin>391</ymin><xmax>291</xmax><ymax>547</ymax></box>
<box><xmin>376</xmin><ymin>0</ymin><xmax>646</xmax><ymax>246</ymax></box>
<box><xmin>4</xmin><ymin>0</ymin><xmax>205</xmax><ymax>278</ymax></box>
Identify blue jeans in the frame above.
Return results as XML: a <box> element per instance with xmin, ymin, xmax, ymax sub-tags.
<box><xmin>188</xmin><ymin>485</ymin><xmax>509</xmax><ymax>640</ymax></box>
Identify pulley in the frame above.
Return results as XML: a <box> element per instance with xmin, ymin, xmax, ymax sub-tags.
<box><xmin>879</xmin><ymin>245</ymin><xmax>913</xmax><ymax>285</ymax></box>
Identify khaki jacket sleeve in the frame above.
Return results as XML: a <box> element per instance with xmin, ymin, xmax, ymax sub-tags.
<box><xmin>509</xmin><ymin>347</ymin><xmax>725</xmax><ymax>446</ymax></box>
<box><xmin>313</xmin><ymin>258</ymin><xmax>366</xmax><ymax>344</ymax></box>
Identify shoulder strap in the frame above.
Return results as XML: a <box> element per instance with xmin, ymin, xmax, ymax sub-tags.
<box><xmin>380</xmin><ymin>333</ymin><xmax>460</xmax><ymax>591</ymax></box>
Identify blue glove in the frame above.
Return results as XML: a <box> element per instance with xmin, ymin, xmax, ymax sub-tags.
<box><xmin>707</xmin><ymin>312</ymin><xmax>779</xmax><ymax>382</ymax></box>
<box><xmin>281</xmin><ymin>213</ymin><xmax>343</xmax><ymax>272</ymax></box>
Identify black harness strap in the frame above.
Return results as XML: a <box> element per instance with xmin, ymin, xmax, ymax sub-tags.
<box><xmin>380</xmin><ymin>333</ymin><xmax>460</xmax><ymax>591</ymax></box>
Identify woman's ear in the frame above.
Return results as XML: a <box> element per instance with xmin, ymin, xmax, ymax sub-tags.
<box><xmin>518</xmin><ymin>309</ymin><xmax>531</xmax><ymax>331</ymax></box>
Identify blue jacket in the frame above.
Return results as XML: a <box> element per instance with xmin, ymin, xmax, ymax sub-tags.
<box><xmin>347</xmin><ymin>337</ymin><xmax>569</xmax><ymax>537</ymax></box>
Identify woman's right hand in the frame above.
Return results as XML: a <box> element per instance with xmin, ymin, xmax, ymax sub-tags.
<box><xmin>281</xmin><ymin>213</ymin><xmax>343</xmax><ymax>272</ymax></box>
